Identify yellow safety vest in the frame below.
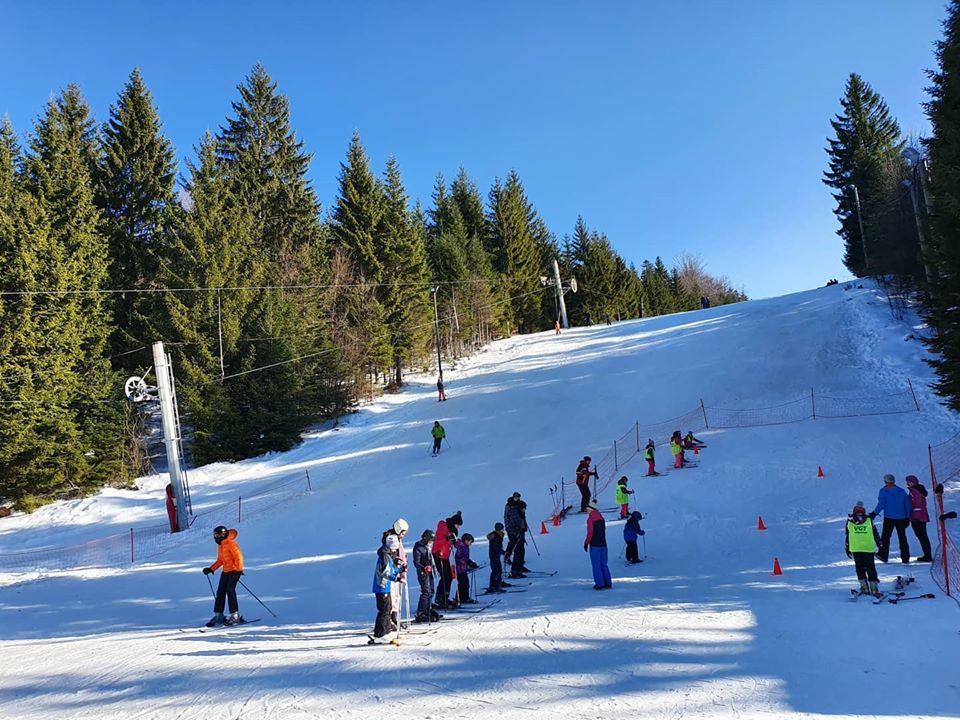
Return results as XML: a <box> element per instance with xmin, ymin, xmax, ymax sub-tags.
<box><xmin>847</xmin><ymin>518</ymin><xmax>876</xmax><ymax>553</ymax></box>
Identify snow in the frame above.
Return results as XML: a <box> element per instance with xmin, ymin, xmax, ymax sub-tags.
<box><xmin>2</xmin><ymin>282</ymin><xmax>959</xmax><ymax>719</ymax></box>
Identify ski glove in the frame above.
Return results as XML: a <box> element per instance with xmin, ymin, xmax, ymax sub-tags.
<box><xmin>638</xmin><ymin>529</ymin><xmax>646</xmax><ymax>536</ymax></box>
<box><xmin>424</xmin><ymin>565</ymin><xmax>432</xmax><ymax>573</ymax></box>
<box><xmin>941</xmin><ymin>511</ymin><xmax>957</xmax><ymax>521</ymax></box>
<box><xmin>868</xmin><ymin>512</ymin><xmax>877</xmax><ymax>520</ymax></box>
<box><xmin>203</xmin><ymin>567</ymin><xmax>213</xmax><ymax>575</ymax></box>
<box><xmin>934</xmin><ymin>484</ymin><xmax>944</xmax><ymax>495</ymax></box>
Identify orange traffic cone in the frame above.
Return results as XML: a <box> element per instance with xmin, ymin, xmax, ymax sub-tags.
<box><xmin>772</xmin><ymin>557</ymin><xmax>783</xmax><ymax>575</ymax></box>
<box><xmin>540</xmin><ymin>521</ymin><xmax>549</xmax><ymax>535</ymax></box>
<box><xmin>757</xmin><ymin>515</ymin><xmax>767</xmax><ymax>531</ymax></box>
<box><xmin>552</xmin><ymin>514</ymin><xmax>561</xmax><ymax>527</ymax></box>
<box><xmin>817</xmin><ymin>466</ymin><xmax>825</xmax><ymax>478</ymax></box>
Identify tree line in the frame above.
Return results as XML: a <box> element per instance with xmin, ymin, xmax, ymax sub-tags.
<box><xmin>0</xmin><ymin>66</ymin><xmax>744</xmax><ymax>509</ymax></box>
<box><xmin>822</xmin><ymin>0</ymin><xmax>960</xmax><ymax>416</ymax></box>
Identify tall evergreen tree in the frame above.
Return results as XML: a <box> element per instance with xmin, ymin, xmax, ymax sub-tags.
<box><xmin>824</xmin><ymin>73</ymin><xmax>907</xmax><ymax>276</ymax></box>
<box><xmin>96</xmin><ymin>68</ymin><xmax>179</xmax><ymax>365</ymax></box>
<box><xmin>487</xmin><ymin>171</ymin><xmax>543</xmax><ymax>332</ymax></box>
<box><xmin>379</xmin><ymin>157</ymin><xmax>431</xmax><ymax>384</ymax></box>
<box><xmin>924</xmin><ymin>0</ymin><xmax>960</xmax><ymax>411</ymax></box>
<box><xmin>0</xmin><ymin>89</ymin><xmax>123</xmax><ymax>507</ymax></box>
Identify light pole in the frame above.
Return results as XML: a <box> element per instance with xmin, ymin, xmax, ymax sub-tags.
<box><xmin>901</xmin><ymin>146</ymin><xmax>937</xmax><ymax>288</ymax></box>
<box><xmin>430</xmin><ymin>286</ymin><xmax>443</xmax><ymax>383</ymax></box>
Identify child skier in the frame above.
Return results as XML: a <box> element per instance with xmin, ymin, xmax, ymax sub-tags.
<box><xmin>431</xmin><ymin>421</ymin><xmax>446</xmax><ymax>456</ymax></box>
<box><xmin>644</xmin><ymin>439</ymin><xmax>657</xmax><ymax>476</ymax></box>
<box><xmin>683</xmin><ymin>431</ymin><xmax>705</xmax><ymax>450</ymax></box>
<box><xmin>437</xmin><ymin>377</ymin><xmax>447</xmax><ymax>402</ymax></box>
<box><xmin>623</xmin><ymin>511</ymin><xmax>645</xmax><ymax>564</ymax></box>
<box><xmin>203</xmin><ymin>526</ymin><xmax>245</xmax><ymax>627</ymax></box>
<box><xmin>412</xmin><ymin>530</ymin><xmax>441</xmax><ymax>623</ymax></box>
<box><xmin>486</xmin><ymin>522</ymin><xmax>506</xmax><ymax>593</ymax></box>
<box><xmin>615</xmin><ymin>476</ymin><xmax>634</xmax><ymax>519</ymax></box>
<box><xmin>845</xmin><ymin>501</ymin><xmax>881</xmax><ymax>597</ymax></box>
<box><xmin>454</xmin><ymin>533</ymin><xmax>479</xmax><ymax>604</ymax></box>
<box><xmin>670</xmin><ymin>432</ymin><xmax>684</xmax><ymax>469</ymax></box>
<box><xmin>370</xmin><ymin>534</ymin><xmax>404</xmax><ymax>643</ymax></box>
<box><xmin>576</xmin><ymin>456</ymin><xmax>598</xmax><ymax>512</ymax></box>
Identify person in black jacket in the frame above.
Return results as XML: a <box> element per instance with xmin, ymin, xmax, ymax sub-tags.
<box><xmin>486</xmin><ymin>523</ymin><xmax>506</xmax><ymax>592</ymax></box>
<box><xmin>503</xmin><ymin>493</ymin><xmax>523</xmax><ymax>566</ymax></box>
<box><xmin>412</xmin><ymin>530</ymin><xmax>441</xmax><ymax>623</ymax></box>
<box><xmin>508</xmin><ymin>500</ymin><xmax>530</xmax><ymax>578</ymax></box>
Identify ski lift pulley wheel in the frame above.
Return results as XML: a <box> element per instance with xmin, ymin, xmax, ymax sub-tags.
<box><xmin>569</xmin><ymin>278</ymin><xmax>578</xmax><ymax>293</ymax></box>
<box><xmin>124</xmin><ymin>375</ymin><xmax>150</xmax><ymax>402</ymax></box>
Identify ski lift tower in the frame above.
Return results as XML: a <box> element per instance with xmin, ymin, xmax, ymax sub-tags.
<box><xmin>541</xmin><ymin>259</ymin><xmax>578</xmax><ymax>329</ymax></box>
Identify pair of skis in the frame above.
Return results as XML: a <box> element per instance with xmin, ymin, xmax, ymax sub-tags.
<box><xmin>181</xmin><ymin>618</ymin><xmax>262</xmax><ymax>633</ymax></box>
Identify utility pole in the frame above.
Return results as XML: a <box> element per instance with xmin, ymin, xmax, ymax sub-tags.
<box><xmin>431</xmin><ymin>287</ymin><xmax>443</xmax><ymax>382</ymax></box>
<box><xmin>552</xmin><ymin>259</ymin><xmax>570</xmax><ymax>329</ymax></box>
<box><xmin>901</xmin><ymin>148</ymin><xmax>937</xmax><ymax>289</ymax></box>
<box><xmin>152</xmin><ymin>341</ymin><xmax>191</xmax><ymax>532</ymax></box>
<box><xmin>850</xmin><ymin>185</ymin><xmax>870</xmax><ymax>273</ymax></box>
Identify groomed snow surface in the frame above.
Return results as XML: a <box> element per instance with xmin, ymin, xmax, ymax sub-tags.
<box><xmin>2</xmin><ymin>283</ymin><xmax>959</xmax><ymax>720</ymax></box>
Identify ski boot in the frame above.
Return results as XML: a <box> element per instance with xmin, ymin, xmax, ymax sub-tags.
<box><xmin>223</xmin><ymin>612</ymin><xmax>244</xmax><ymax>626</ymax></box>
<box><xmin>205</xmin><ymin>613</ymin><xmax>225</xmax><ymax>628</ymax></box>
<box><xmin>858</xmin><ymin>579</ymin><xmax>870</xmax><ymax>595</ymax></box>
<box><xmin>868</xmin><ymin>580</ymin><xmax>882</xmax><ymax>599</ymax></box>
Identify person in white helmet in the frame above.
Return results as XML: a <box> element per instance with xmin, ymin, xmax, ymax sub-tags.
<box><xmin>384</xmin><ymin>518</ymin><xmax>409</xmax><ymax>631</ymax></box>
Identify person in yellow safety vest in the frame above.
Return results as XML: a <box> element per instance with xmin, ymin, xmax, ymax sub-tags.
<box><xmin>670</xmin><ymin>432</ymin><xmax>684</xmax><ymax>469</ymax></box>
<box><xmin>431</xmin><ymin>421</ymin><xmax>446</xmax><ymax>456</ymax></box>
<box><xmin>845</xmin><ymin>501</ymin><xmax>882</xmax><ymax>596</ymax></box>
<box><xmin>644</xmin><ymin>439</ymin><xmax>657</xmax><ymax>476</ymax></box>
<box><xmin>615</xmin><ymin>476</ymin><xmax>634</xmax><ymax>518</ymax></box>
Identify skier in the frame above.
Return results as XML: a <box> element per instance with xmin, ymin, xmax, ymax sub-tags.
<box><xmin>437</xmin><ymin>377</ymin><xmax>447</xmax><ymax>402</ymax></box>
<box><xmin>454</xmin><ymin>533</ymin><xmax>479</xmax><ymax>604</ymax></box>
<box><xmin>682</xmin><ymin>431</ymin><xmax>705</xmax><ymax>450</ymax></box>
<box><xmin>623</xmin><ymin>511</ymin><xmax>645</xmax><ymax>564</ymax></box>
<box><xmin>644</xmin><ymin>439</ymin><xmax>657</xmax><ymax>476</ymax></box>
<box><xmin>486</xmin><ymin>522</ymin><xmax>506</xmax><ymax>593</ymax></box>
<box><xmin>870</xmin><ymin>474</ymin><xmax>911</xmax><ymax>563</ymax></box>
<box><xmin>905</xmin><ymin>475</ymin><xmax>933</xmax><ymax>562</ymax></box>
<box><xmin>670</xmin><ymin>432</ymin><xmax>684</xmax><ymax>469</ymax></box>
<box><xmin>412</xmin><ymin>529</ymin><xmax>441</xmax><ymax>623</ymax></box>
<box><xmin>432</xmin><ymin>511</ymin><xmax>462</xmax><ymax>609</ymax></box>
<box><xmin>508</xmin><ymin>500</ymin><xmax>530</xmax><ymax>579</ymax></box>
<box><xmin>203</xmin><ymin>526</ymin><xmax>245</xmax><ymax>627</ymax></box>
<box><xmin>554</xmin><ymin>320</ymin><xmax>562</xmax><ymax>335</ymax></box>
<box><xmin>370</xmin><ymin>534</ymin><xmax>403</xmax><ymax>643</ymax></box>
<box><xmin>576</xmin><ymin>456</ymin><xmax>598</xmax><ymax>512</ymax></box>
<box><xmin>385</xmin><ymin>518</ymin><xmax>409</xmax><ymax>631</ymax></box>
<box><xmin>584</xmin><ymin>501</ymin><xmax>611</xmax><ymax>590</ymax></box>
<box><xmin>845</xmin><ymin>501</ymin><xmax>881</xmax><ymax>597</ymax></box>
<box><xmin>615</xmin><ymin>476</ymin><xmax>634</xmax><ymax>519</ymax></box>
<box><xmin>503</xmin><ymin>493</ymin><xmax>523</xmax><ymax>566</ymax></box>
<box><xmin>431</xmin><ymin>421</ymin><xmax>446</xmax><ymax>456</ymax></box>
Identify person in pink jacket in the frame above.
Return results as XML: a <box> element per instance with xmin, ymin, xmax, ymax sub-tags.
<box><xmin>906</xmin><ymin>475</ymin><xmax>933</xmax><ymax>562</ymax></box>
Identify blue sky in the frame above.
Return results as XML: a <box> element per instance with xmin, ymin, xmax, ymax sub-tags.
<box><xmin>0</xmin><ymin>1</ymin><xmax>946</xmax><ymax>298</ymax></box>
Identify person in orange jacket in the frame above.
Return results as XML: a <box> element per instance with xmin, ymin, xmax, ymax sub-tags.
<box><xmin>203</xmin><ymin>526</ymin><xmax>245</xmax><ymax>627</ymax></box>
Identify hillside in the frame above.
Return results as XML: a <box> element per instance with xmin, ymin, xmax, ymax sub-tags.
<box><xmin>1</xmin><ymin>282</ymin><xmax>958</xmax><ymax>720</ymax></box>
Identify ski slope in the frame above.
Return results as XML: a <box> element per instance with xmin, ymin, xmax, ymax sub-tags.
<box><xmin>2</xmin><ymin>282</ymin><xmax>959</xmax><ymax>720</ymax></box>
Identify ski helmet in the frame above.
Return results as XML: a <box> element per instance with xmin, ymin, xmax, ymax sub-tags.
<box><xmin>494</xmin><ymin>522</ymin><xmax>504</xmax><ymax>532</ymax></box>
<box><xmin>385</xmin><ymin>534</ymin><xmax>400</xmax><ymax>552</ymax></box>
<box><xmin>421</xmin><ymin>529</ymin><xmax>435</xmax><ymax>540</ymax></box>
<box><xmin>213</xmin><ymin>526</ymin><xmax>229</xmax><ymax>542</ymax></box>
<box><xmin>393</xmin><ymin>518</ymin><xmax>409</xmax><ymax>535</ymax></box>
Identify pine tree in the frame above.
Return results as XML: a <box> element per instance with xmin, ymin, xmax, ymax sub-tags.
<box><xmin>96</xmin><ymin>68</ymin><xmax>179</xmax><ymax>365</ymax></box>
<box><xmin>487</xmin><ymin>171</ymin><xmax>544</xmax><ymax>333</ymax></box>
<box><xmin>824</xmin><ymin>73</ymin><xmax>908</xmax><ymax>276</ymax></box>
<box><xmin>924</xmin><ymin>0</ymin><xmax>960</xmax><ymax>412</ymax></box>
<box><xmin>0</xmin><ymin>88</ymin><xmax>123</xmax><ymax>507</ymax></box>
<box><xmin>379</xmin><ymin>157</ymin><xmax>431</xmax><ymax>384</ymax></box>
<box><xmin>330</xmin><ymin>132</ymin><xmax>384</xmax><ymax>282</ymax></box>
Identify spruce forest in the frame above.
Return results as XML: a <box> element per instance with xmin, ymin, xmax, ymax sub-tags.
<box><xmin>0</xmin><ymin>66</ymin><xmax>746</xmax><ymax>509</ymax></box>
<box><xmin>822</xmin><ymin>2</ymin><xmax>960</xmax><ymax>422</ymax></box>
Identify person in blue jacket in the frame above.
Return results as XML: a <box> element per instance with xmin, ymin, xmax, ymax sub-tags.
<box><xmin>623</xmin><ymin>511</ymin><xmax>645</xmax><ymax>564</ymax></box>
<box><xmin>870</xmin><ymin>474</ymin><xmax>911</xmax><ymax>563</ymax></box>
<box><xmin>370</xmin><ymin>534</ymin><xmax>404</xmax><ymax>643</ymax></box>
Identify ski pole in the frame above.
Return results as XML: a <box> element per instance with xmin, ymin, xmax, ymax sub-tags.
<box><xmin>238</xmin><ymin>579</ymin><xmax>279</xmax><ymax>618</ymax></box>
<box><xmin>642</xmin><ymin>534</ymin><xmax>647</xmax><ymax>560</ymax></box>
<box><xmin>527</xmin><ymin>526</ymin><xmax>541</xmax><ymax>557</ymax></box>
<box><xmin>444</xmin><ymin>437</ymin><xmax>452</xmax><ymax>449</ymax></box>
<box><xmin>206</xmin><ymin>573</ymin><xmax>216</xmax><ymax>600</ymax></box>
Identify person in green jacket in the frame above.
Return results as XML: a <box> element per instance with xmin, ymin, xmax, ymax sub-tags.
<box><xmin>431</xmin><ymin>421</ymin><xmax>446</xmax><ymax>456</ymax></box>
<box><xmin>644</xmin><ymin>439</ymin><xmax>658</xmax><ymax>476</ymax></box>
<box><xmin>670</xmin><ymin>431</ymin><xmax>684</xmax><ymax>469</ymax></box>
<box><xmin>615</xmin><ymin>476</ymin><xmax>634</xmax><ymax>518</ymax></box>
<box><xmin>845</xmin><ymin>501</ymin><xmax>882</xmax><ymax>596</ymax></box>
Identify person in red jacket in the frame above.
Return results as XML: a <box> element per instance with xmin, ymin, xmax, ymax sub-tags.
<box><xmin>202</xmin><ymin>526</ymin><xmax>244</xmax><ymax>627</ymax></box>
<box><xmin>432</xmin><ymin>511</ymin><xmax>462</xmax><ymax>609</ymax></box>
<box><xmin>583</xmin><ymin>502</ymin><xmax>611</xmax><ymax>590</ymax></box>
<box><xmin>165</xmin><ymin>483</ymin><xmax>179</xmax><ymax>533</ymax></box>
<box><xmin>576</xmin><ymin>456</ymin><xmax>598</xmax><ymax>513</ymax></box>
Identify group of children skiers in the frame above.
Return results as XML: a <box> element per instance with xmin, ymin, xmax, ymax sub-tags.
<box><xmin>844</xmin><ymin>473</ymin><xmax>936</xmax><ymax>597</ymax></box>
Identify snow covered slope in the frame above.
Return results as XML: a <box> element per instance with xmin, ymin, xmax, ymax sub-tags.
<box><xmin>1</xmin><ymin>282</ymin><xmax>959</xmax><ymax>720</ymax></box>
